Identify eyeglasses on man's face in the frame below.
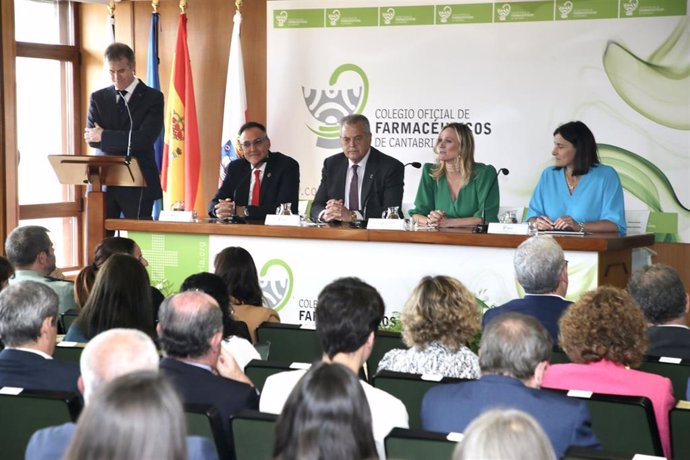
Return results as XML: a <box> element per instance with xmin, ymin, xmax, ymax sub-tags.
<box><xmin>239</xmin><ymin>136</ymin><xmax>267</xmax><ymax>150</ymax></box>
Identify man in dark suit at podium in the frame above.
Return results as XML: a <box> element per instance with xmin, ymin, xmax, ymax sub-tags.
<box><xmin>209</xmin><ymin>121</ymin><xmax>299</xmax><ymax>221</ymax></box>
<box><xmin>629</xmin><ymin>263</ymin><xmax>690</xmax><ymax>359</ymax></box>
<box><xmin>84</xmin><ymin>42</ymin><xmax>163</xmax><ymax>219</ymax></box>
<box><xmin>310</xmin><ymin>114</ymin><xmax>404</xmax><ymax>223</ymax></box>
<box><xmin>482</xmin><ymin>235</ymin><xmax>571</xmax><ymax>345</ymax></box>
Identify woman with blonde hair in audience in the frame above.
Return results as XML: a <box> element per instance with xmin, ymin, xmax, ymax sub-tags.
<box><xmin>377</xmin><ymin>275</ymin><xmax>481</xmax><ymax>379</ymax></box>
<box><xmin>65</xmin><ymin>254</ymin><xmax>155</xmax><ymax>342</ymax></box>
<box><xmin>214</xmin><ymin>246</ymin><xmax>279</xmax><ymax>342</ymax></box>
<box><xmin>454</xmin><ymin>409</ymin><xmax>556</xmax><ymax>460</ymax></box>
<box><xmin>542</xmin><ymin>285</ymin><xmax>674</xmax><ymax>457</ymax></box>
<box><xmin>273</xmin><ymin>361</ymin><xmax>377</xmax><ymax>460</ymax></box>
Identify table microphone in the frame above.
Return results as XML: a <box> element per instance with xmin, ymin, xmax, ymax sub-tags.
<box><xmin>473</xmin><ymin>167</ymin><xmax>509</xmax><ymax>234</ymax></box>
<box><xmin>404</xmin><ymin>162</ymin><xmax>422</xmax><ymax>169</ymax></box>
<box><xmin>118</xmin><ymin>90</ymin><xmax>133</xmax><ymax>166</ymax></box>
<box><xmin>223</xmin><ymin>168</ymin><xmax>252</xmax><ymax>224</ymax></box>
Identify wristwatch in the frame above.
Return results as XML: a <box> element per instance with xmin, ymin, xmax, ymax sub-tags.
<box><xmin>350</xmin><ymin>211</ymin><xmax>358</xmax><ymax>222</ymax></box>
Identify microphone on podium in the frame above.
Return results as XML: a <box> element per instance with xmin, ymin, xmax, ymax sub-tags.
<box><xmin>404</xmin><ymin>162</ymin><xmax>422</xmax><ymax>169</ymax></box>
<box><xmin>117</xmin><ymin>90</ymin><xmax>133</xmax><ymax>165</ymax></box>
<box><xmin>473</xmin><ymin>167</ymin><xmax>509</xmax><ymax>234</ymax></box>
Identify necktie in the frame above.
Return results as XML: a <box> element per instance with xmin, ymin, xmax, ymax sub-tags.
<box><xmin>117</xmin><ymin>90</ymin><xmax>128</xmax><ymax>113</ymax></box>
<box><xmin>349</xmin><ymin>164</ymin><xmax>359</xmax><ymax>211</ymax></box>
<box><xmin>251</xmin><ymin>169</ymin><xmax>261</xmax><ymax>206</ymax></box>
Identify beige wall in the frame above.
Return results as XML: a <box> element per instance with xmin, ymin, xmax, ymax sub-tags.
<box><xmin>79</xmin><ymin>0</ymin><xmax>267</xmax><ymax>214</ymax></box>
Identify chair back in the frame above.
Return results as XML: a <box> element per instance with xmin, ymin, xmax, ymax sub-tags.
<box><xmin>550</xmin><ymin>347</ymin><xmax>571</xmax><ymax>364</ymax></box>
<box><xmin>231</xmin><ymin>409</ymin><xmax>277</xmax><ymax>460</ymax></box>
<box><xmin>371</xmin><ymin>370</ymin><xmax>464</xmax><ymax>429</ymax></box>
<box><xmin>0</xmin><ymin>389</ymin><xmax>82</xmax><ymax>460</ymax></box>
<box><xmin>255</xmin><ymin>323</ymin><xmax>321</xmax><ymax>363</ymax></box>
<box><xmin>550</xmin><ymin>389</ymin><xmax>663</xmax><ymax>456</ymax></box>
<box><xmin>367</xmin><ymin>331</ymin><xmax>405</xmax><ymax>379</ymax></box>
<box><xmin>59</xmin><ymin>309</ymin><xmax>79</xmax><ymax>335</ymax></box>
<box><xmin>245</xmin><ymin>359</ymin><xmax>307</xmax><ymax>393</ymax></box>
<box><xmin>384</xmin><ymin>427</ymin><xmax>458</xmax><ymax>459</ymax></box>
<box><xmin>670</xmin><ymin>400</ymin><xmax>690</xmax><ymax>459</ymax></box>
<box><xmin>53</xmin><ymin>341</ymin><xmax>87</xmax><ymax>364</ymax></box>
<box><xmin>638</xmin><ymin>355</ymin><xmax>690</xmax><ymax>399</ymax></box>
<box><xmin>184</xmin><ymin>403</ymin><xmax>227</xmax><ymax>460</ymax></box>
<box><xmin>562</xmin><ymin>446</ymin><xmax>635</xmax><ymax>459</ymax></box>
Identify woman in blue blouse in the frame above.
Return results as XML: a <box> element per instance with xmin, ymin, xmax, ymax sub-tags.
<box><xmin>527</xmin><ymin>121</ymin><xmax>626</xmax><ymax>234</ymax></box>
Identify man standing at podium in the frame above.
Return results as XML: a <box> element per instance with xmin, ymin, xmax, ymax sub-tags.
<box><xmin>83</xmin><ymin>42</ymin><xmax>163</xmax><ymax>219</ymax></box>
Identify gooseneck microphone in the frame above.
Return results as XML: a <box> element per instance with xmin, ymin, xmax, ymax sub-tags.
<box><xmin>404</xmin><ymin>162</ymin><xmax>422</xmax><ymax>169</ymax></box>
<box><xmin>118</xmin><ymin>90</ymin><xmax>133</xmax><ymax>166</ymax></box>
<box><xmin>473</xmin><ymin>167</ymin><xmax>509</xmax><ymax>234</ymax></box>
<box><xmin>223</xmin><ymin>167</ymin><xmax>253</xmax><ymax>224</ymax></box>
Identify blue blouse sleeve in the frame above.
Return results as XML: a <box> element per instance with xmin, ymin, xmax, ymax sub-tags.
<box><xmin>597</xmin><ymin>166</ymin><xmax>626</xmax><ymax>234</ymax></box>
<box><xmin>526</xmin><ymin>169</ymin><xmax>549</xmax><ymax>221</ymax></box>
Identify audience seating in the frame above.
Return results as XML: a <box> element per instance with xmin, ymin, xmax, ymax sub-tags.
<box><xmin>0</xmin><ymin>388</ymin><xmax>82</xmax><ymax>460</ymax></box>
<box><xmin>371</xmin><ymin>370</ymin><xmax>464</xmax><ymax>429</ymax></box>
<box><xmin>231</xmin><ymin>409</ymin><xmax>277</xmax><ymax>460</ymax></box>
<box><xmin>638</xmin><ymin>356</ymin><xmax>690</xmax><ymax>399</ymax></box>
<box><xmin>255</xmin><ymin>322</ymin><xmax>321</xmax><ymax>363</ymax></box>
<box><xmin>550</xmin><ymin>347</ymin><xmax>571</xmax><ymax>364</ymax></box>
<box><xmin>562</xmin><ymin>446</ymin><xmax>635</xmax><ymax>459</ymax></box>
<box><xmin>245</xmin><ymin>359</ymin><xmax>308</xmax><ymax>393</ymax></box>
<box><xmin>59</xmin><ymin>309</ymin><xmax>79</xmax><ymax>335</ymax></box>
<box><xmin>52</xmin><ymin>341</ymin><xmax>86</xmax><ymax>363</ymax></box>
<box><xmin>384</xmin><ymin>427</ymin><xmax>459</xmax><ymax>459</ymax></box>
<box><xmin>547</xmin><ymin>389</ymin><xmax>663</xmax><ymax>456</ymax></box>
<box><xmin>185</xmin><ymin>403</ymin><xmax>227</xmax><ymax>460</ymax></box>
<box><xmin>366</xmin><ymin>331</ymin><xmax>405</xmax><ymax>380</ymax></box>
<box><xmin>670</xmin><ymin>400</ymin><xmax>690</xmax><ymax>459</ymax></box>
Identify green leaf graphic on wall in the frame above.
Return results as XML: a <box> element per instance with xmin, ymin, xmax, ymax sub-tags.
<box><xmin>603</xmin><ymin>19</ymin><xmax>690</xmax><ymax>130</ymax></box>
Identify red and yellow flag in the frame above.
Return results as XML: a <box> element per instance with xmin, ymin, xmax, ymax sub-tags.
<box><xmin>161</xmin><ymin>12</ymin><xmax>200</xmax><ymax>212</ymax></box>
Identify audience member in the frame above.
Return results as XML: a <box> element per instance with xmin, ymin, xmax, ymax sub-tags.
<box><xmin>0</xmin><ymin>255</ymin><xmax>13</xmax><ymax>292</ymax></box>
<box><xmin>26</xmin><ymin>328</ymin><xmax>216</xmax><ymax>460</ymax></box>
<box><xmin>65</xmin><ymin>253</ymin><xmax>154</xmax><ymax>342</ymax></box>
<box><xmin>0</xmin><ymin>281</ymin><xmax>79</xmax><ymax>392</ymax></box>
<box><xmin>260</xmin><ymin>277</ymin><xmax>408</xmax><ymax>460</ymax></box>
<box><xmin>421</xmin><ymin>312</ymin><xmax>599</xmax><ymax>458</ymax></box>
<box><xmin>273</xmin><ymin>362</ymin><xmax>377</xmax><ymax>460</ymax></box>
<box><xmin>377</xmin><ymin>275</ymin><xmax>480</xmax><ymax>379</ymax></box>
<box><xmin>543</xmin><ymin>286</ymin><xmax>674</xmax><ymax>458</ymax></box>
<box><xmin>310</xmin><ymin>114</ymin><xmax>404</xmax><ymax>223</ymax></box>
<box><xmin>628</xmin><ymin>263</ymin><xmax>690</xmax><ymax>359</ymax></box>
<box><xmin>62</xmin><ymin>371</ymin><xmax>190</xmax><ymax>460</ymax></box>
<box><xmin>482</xmin><ymin>235</ymin><xmax>570</xmax><ymax>344</ymax></box>
<box><xmin>158</xmin><ymin>291</ymin><xmax>258</xmax><ymax>459</ymax></box>
<box><xmin>180</xmin><ymin>272</ymin><xmax>251</xmax><ymax>341</ymax></box>
<box><xmin>74</xmin><ymin>236</ymin><xmax>163</xmax><ymax>312</ymax></box>
<box><xmin>214</xmin><ymin>246</ymin><xmax>279</xmax><ymax>342</ymax></box>
<box><xmin>5</xmin><ymin>225</ymin><xmax>77</xmax><ymax>313</ymax></box>
<box><xmin>453</xmin><ymin>409</ymin><xmax>557</xmax><ymax>460</ymax></box>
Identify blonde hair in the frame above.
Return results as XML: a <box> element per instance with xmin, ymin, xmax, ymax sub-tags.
<box><xmin>430</xmin><ymin>123</ymin><xmax>475</xmax><ymax>187</ymax></box>
<box><xmin>401</xmin><ymin>275</ymin><xmax>480</xmax><ymax>351</ymax></box>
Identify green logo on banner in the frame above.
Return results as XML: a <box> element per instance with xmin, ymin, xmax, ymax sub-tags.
<box><xmin>273</xmin><ymin>9</ymin><xmax>324</xmax><ymax>28</ymax></box>
<box><xmin>436</xmin><ymin>4</ymin><xmax>494</xmax><ymax>24</ymax></box>
<box><xmin>380</xmin><ymin>6</ymin><xmax>435</xmax><ymax>26</ymax></box>
<box><xmin>326</xmin><ymin>8</ymin><xmax>378</xmax><ymax>27</ymax></box>
<box><xmin>556</xmin><ymin>0</ymin><xmax>618</xmax><ymax>20</ymax></box>
<box><xmin>304</xmin><ymin>63</ymin><xmax>370</xmax><ymax>149</ymax></box>
<box><xmin>495</xmin><ymin>1</ymin><xmax>554</xmax><ymax>22</ymax></box>
<box><xmin>621</xmin><ymin>0</ymin><xmax>687</xmax><ymax>17</ymax></box>
<box><xmin>259</xmin><ymin>259</ymin><xmax>294</xmax><ymax>312</ymax></box>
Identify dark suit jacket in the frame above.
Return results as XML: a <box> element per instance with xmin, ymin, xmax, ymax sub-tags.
<box><xmin>160</xmin><ymin>358</ymin><xmax>259</xmax><ymax>460</ymax></box>
<box><xmin>25</xmin><ymin>422</ymin><xmax>219</xmax><ymax>460</ymax></box>
<box><xmin>208</xmin><ymin>151</ymin><xmax>300</xmax><ymax>220</ymax></box>
<box><xmin>310</xmin><ymin>147</ymin><xmax>404</xmax><ymax>221</ymax></box>
<box><xmin>421</xmin><ymin>375</ymin><xmax>599</xmax><ymax>458</ymax></box>
<box><xmin>482</xmin><ymin>295</ymin><xmax>571</xmax><ymax>345</ymax></box>
<box><xmin>87</xmin><ymin>80</ymin><xmax>164</xmax><ymax>204</ymax></box>
<box><xmin>0</xmin><ymin>349</ymin><xmax>79</xmax><ymax>393</ymax></box>
<box><xmin>647</xmin><ymin>325</ymin><xmax>690</xmax><ymax>360</ymax></box>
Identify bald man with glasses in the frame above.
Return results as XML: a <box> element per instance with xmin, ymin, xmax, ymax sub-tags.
<box><xmin>209</xmin><ymin>122</ymin><xmax>300</xmax><ymax>221</ymax></box>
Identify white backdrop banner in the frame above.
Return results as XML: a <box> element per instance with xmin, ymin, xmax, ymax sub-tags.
<box><xmin>267</xmin><ymin>0</ymin><xmax>690</xmax><ymax>243</ymax></box>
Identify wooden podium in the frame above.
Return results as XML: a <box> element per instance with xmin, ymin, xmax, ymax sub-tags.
<box><xmin>49</xmin><ymin>155</ymin><xmax>146</xmax><ymax>263</ymax></box>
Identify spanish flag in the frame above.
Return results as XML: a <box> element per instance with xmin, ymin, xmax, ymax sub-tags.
<box><xmin>161</xmin><ymin>12</ymin><xmax>200</xmax><ymax>212</ymax></box>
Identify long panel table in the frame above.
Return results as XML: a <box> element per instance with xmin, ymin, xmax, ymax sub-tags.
<box><xmin>106</xmin><ymin>219</ymin><xmax>654</xmax><ymax>326</ymax></box>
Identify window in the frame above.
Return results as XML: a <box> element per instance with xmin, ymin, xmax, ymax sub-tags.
<box><xmin>14</xmin><ymin>0</ymin><xmax>82</xmax><ymax>269</ymax></box>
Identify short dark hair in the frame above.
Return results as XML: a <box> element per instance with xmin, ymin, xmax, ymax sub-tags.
<box><xmin>214</xmin><ymin>247</ymin><xmax>263</xmax><ymax>306</ymax></box>
<box><xmin>0</xmin><ymin>256</ymin><xmax>14</xmax><ymax>288</ymax></box>
<box><xmin>273</xmin><ymin>362</ymin><xmax>376</xmax><ymax>460</ymax></box>
<box><xmin>479</xmin><ymin>313</ymin><xmax>552</xmax><ymax>381</ymax></box>
<box><xmin>553</xmin><ymin>121</ymin><xmax>600</xmax><ymax>176</ymax></box>
<box><xmin>315</xmin><ymin>277</ymin><xmax>384</xmax><ymax>359</ymax></box>
<box><xmin>5</xmin><ymin>226</ymin><xmax>52</xmax><ymax>268</ymax></box>
<box><xmin>104</xmin><ymin>42</ymin><xmax>135</xmax><ymax>67</ymax></box>
<box><xmin>0</xmin><ymin>281</ymin><xmax>58</xmax><ymax>347</ymax></box>
<box><xmin>628</xmin><ymin>264</ymin><xmax>687</xmax><ymax>324</ymax></box>
<box><xmin>158</xmin><ymin>291</ymin><xmax>222</xmax><ymax>359</ymax></box>
<box><xmin>180</xmin><ymin>272</ymin><xmax>243</xmax><ymax>339</ymax></box>
<box><xmin>238</xmin><ymin>121</ymin><xmax>267</xmax><ymax>137</ymax></box>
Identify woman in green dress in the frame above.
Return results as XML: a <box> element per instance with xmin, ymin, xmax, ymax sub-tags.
<box><xmin>409</xmin><ymin>123</ymin><xmax>499</xmax><ymax>228</ymax></box>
